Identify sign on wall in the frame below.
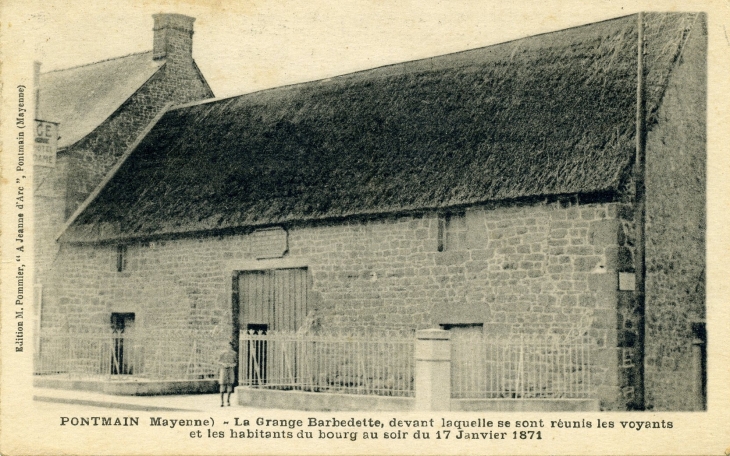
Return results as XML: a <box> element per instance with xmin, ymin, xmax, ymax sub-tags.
<box><xmin>34</xmin><ymin>120</ymin><xmax>59</xmax><ymax>167</ymax></box>
<box><xmin>251</xmin><ymin>227</ymin><xmax>288</xmax><ymax>259</ymax></box>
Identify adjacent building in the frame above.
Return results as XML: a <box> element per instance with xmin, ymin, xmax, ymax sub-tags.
<box><xmin>34</xmin><ymin>13</ymin><xmax>214</xmax><ymax>286</ymax></box>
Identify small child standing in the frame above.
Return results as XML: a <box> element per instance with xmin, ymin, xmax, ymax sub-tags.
<box><xmin>218</xmin><ymin>341</ymin><xmax>238</xmax><ymax>407</ymax></box>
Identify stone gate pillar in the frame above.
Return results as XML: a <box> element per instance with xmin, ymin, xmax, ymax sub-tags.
<box><xmin>415</xmin><ymin>328</ymin><xmax>451</xmax><ymax>411</ymax></box>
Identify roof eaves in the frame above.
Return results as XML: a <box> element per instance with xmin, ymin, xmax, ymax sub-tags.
<box><xmin>67</xmin><ymin>188</ymin><xmax>620</xmax><ymax>245</ymax></box>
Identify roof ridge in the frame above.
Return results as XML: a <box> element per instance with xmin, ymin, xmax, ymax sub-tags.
<box><xmin>41</xmin><ymin>51</ymin><xmax>154</xmax><ymax>75</ymax></box>
<box><xmin>170</xmin><ymin>13</ymin><xmax>640</xmax><ymax>112</ymax></box>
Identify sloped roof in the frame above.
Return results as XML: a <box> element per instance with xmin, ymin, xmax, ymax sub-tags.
<box><xmin>39</xmin><ymin>52</ymin><xmax>164</xmax><ymax>148</ymax></box>
<box><xmin>63</xmin><ymin>12</ymin><xmax>703</xmax><ymax>243</ymax></box>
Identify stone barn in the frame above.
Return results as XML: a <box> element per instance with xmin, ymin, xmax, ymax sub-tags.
<box><xmin>39</xmin><ymin>13</ymin><xmax>705</xmax><ymax>411</ymax></box>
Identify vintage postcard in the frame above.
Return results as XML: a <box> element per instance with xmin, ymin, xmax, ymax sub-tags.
<box><xmin>1</xmin><ymin>0</ymin><xmax>729</xmax><ymax>454</ymax></box>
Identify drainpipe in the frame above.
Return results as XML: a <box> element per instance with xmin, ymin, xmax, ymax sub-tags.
<box><xmin>633</xmin><ymin>11</ymin><xmax>647</xmax><ymax>411</ymax></box>
<box><xmin>34</xmin><ymin>61</ymin><xmax>41</xmax><ymax>118</ymax></box>
<box><xmin>34</xmin><ymin>61</ymin><xmax>42</xmax><ymax>363</ymax></box>
<box><xmin>690</xmin><ymin>321</ymin><xmax>706</xmax><ymax>410</ymax></box>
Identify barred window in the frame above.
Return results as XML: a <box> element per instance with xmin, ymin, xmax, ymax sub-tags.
<box><xmin>116</xmin><ymin>245</ymin><xmax>127</xmax><ymax>272</ymax></box>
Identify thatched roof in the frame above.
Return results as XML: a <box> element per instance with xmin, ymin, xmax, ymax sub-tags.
<box><xmin>62</xmin><ymin>13</ymin><xmax>702</xmax><ymax>243</ymax></box>
<box><xmin>39</xmin><ymin>52</ymin><xmax>165</xmax><ymax>149</ymax></box>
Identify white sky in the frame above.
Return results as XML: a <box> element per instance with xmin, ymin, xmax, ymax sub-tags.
<box><xmin>19</xmin><ymin>0</ymin><xmax>659</xmax><ymax>98</ymax></box>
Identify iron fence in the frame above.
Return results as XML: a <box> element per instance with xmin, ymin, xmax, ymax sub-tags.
<box><xmin>35</xmin><ymin>330</ymin><xmax>219</xmax><ymax>380</ymax></box>
<box><xmin>239</xmin><ymin>331</ymin><xmax>415</xmax><ymax>397</ymax></box>
<box><xmin>451</xmin><ymin>332</ymin><xmax>593</xmax><ymax>399</ymax></box>
<box><xmin>38</xmin><ymin>327</ymin><xmax>592</xmax><ymax>399</ymax></box>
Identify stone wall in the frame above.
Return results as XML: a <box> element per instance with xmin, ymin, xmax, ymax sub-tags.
<box><xmin>33</xmin><ymin>155</ymin><xmax>69</xmax><ymax>285</ymax></box>
<box><xmin>44</xmin><ymin>199</ymin><xmax>624</xmax><ymax>407</ymax></box>
<box><xmin>643</xmin><ymin>16</ymin><xmax>706</xmax><ymax>411</ymax></box>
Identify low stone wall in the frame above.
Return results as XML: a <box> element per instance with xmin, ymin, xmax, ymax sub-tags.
<box><xmin>452</xmin><ymin>398</ymin><xmax>599</xmax><ymax>412</ymax></box>
<box><xmin>237</xmin><ymin>388</ymin><xmax>414</xmax><ymax>412</ymax></box>
<box><xmin>33</xmin><ymin>376</ymin><xmax>218</xmax><ymax>396</ymax></box>
<box><xmin>236</xmin><ymin>388</ymin><xmax>599</xmax><ymax>412</ymax></box>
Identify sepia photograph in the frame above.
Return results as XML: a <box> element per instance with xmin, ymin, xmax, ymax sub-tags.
<box><xmin>1</xmin><ymin>0</ymin><xmax>728</xmax><ymax>454</ymax></box>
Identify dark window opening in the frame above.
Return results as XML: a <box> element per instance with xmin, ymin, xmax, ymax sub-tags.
<box><xmin>440</xmin><ymin>323</ymin><xmax>483</xmax><ymax>331</ymax></box>
<box><xmin>116</xmin><ymin>245</ymin><xmax>127</xmax><ymax>272</ymax></box>
<box><xmin>437</xmin><ymin>212</ymin><xmax>467</xmax><ymax>252</ymax></box>
<box><xmin>110</xmin><ymin>312</ymin><xmax>135</xmax><ymax>375</ymax></box>
<box><xmin>437</xmin><ymin>215</ymin><xmax>445</xmax><ymax>252</ymax></box>
<box><xmin>691</xmin><ymin>321</ymin><xmax>707</xmax><ymax>410</ymax></box>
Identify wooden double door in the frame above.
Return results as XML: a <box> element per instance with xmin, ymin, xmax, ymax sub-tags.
<box><xmin>237</xmin><ymin>268</ymin><xmax>308</xmax><ymax>385</ymax></box>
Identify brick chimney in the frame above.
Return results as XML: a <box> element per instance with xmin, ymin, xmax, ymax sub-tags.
<box><xmin>152</xmin><ymin>13</ymin><xmax>195</xmax><ymax>62</ymax></box>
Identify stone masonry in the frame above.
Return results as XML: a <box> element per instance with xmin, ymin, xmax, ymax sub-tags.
<box><xmin>44</xmin><ymin>199</ymin><xmax>627</xmax><ymax>408</ymax></box>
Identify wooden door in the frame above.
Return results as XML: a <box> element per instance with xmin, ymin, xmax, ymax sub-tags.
<box><xmin>238</xmin><ymin>268</ymin><xmax>308</xmax><ymax>332</ymax></box>
<box><xmin>237</xmin><ymin>268</ymin><xmax>308</xmax><ymax>385</ymax></box>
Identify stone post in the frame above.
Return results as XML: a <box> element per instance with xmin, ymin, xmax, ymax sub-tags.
<box><xmin>415</xmin><ymin>328</ymin><xmax>451</xmax><ymax>411</ymax></box>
